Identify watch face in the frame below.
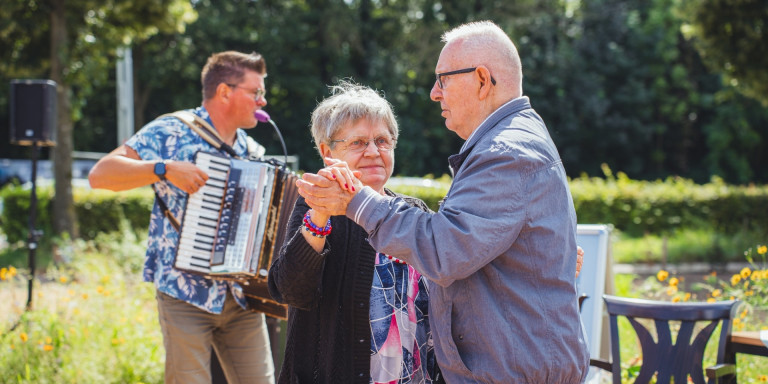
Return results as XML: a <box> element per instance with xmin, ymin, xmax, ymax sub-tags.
<box><xmin>154</xmin><ymin>161</ymin><xmax>166</xmax><ymax>177</ymax></box>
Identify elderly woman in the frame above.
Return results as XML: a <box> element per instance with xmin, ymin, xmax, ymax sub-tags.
<box><xmin>268</xmin><ymin>81</ymin><xmax>443</xmax><ymax>384</ymax></box>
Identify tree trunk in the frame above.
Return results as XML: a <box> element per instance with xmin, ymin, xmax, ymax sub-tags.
<box><xmin>50</xmin><ymin>0</ymin><xmax>78</xmax><ymax>240</ymax></box>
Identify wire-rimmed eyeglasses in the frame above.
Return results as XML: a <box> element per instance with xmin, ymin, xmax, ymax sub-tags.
<box><xmin>330</xmin><ymin>135</ymin><xmax>397</xmax><ymax>153</ymax></box>
<box><xmin>226</xmin><ymin>83</ymin><xmax>266</xmax><ymax>101</ymax></box>
<box><xmin>435</xmin><ymin>67</ymin><xmax>496</xmax><ymax>89</ymax></box>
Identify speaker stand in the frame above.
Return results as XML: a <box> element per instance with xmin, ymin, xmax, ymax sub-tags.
<box><xmin>25</xmin><ymin>142</ymin><xmax>42</xmax><ymax>310</ymax></box>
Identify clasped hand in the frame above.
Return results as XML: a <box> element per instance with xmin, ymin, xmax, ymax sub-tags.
<box><xmin>296</xmin><ymin>158</ymin><xmax>363</xmax><ymax>217</ymax></box>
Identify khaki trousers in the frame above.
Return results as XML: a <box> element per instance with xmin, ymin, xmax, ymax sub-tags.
<box><xmin>156</xmin><ymin>290</ymin><xmax>275</xmax><ymax>384</ymax></box>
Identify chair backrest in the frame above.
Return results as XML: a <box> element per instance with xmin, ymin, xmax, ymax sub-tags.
<box><xmin>602</xmin><ymin>295</ymin><xmax>741</xmax><ymax>384</ymax></box>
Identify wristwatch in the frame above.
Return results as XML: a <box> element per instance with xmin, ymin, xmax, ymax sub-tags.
<box><xmin>153</xmin><ymin>160</ymin><xmax>168</xmax><ymax>181</ymax></box>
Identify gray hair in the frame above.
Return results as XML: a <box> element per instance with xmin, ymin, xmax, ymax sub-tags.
<box><xmin>442</xmin><ymin>21</ymin><xmax>522</xmax><ymax>91</ymax></box>
<box><xmin>310</xmin><ymin>80</ymin><xmax>399</xmax><ymax>150</ymax></box>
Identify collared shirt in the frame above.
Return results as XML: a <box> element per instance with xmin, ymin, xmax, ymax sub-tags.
<box><xmin>126</xmin><ymin>106</ymin><xmax>253</xmax><ymax>314</ymax></box>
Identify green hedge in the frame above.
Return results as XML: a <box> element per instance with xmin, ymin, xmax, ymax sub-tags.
<box><xmin>1</xmin><ymin>186</ymin><xmax>153</xmax><ymax>243</ymax></box>
<box><xmin>2</xmin><ymin>172</ymin><xmax>767</xmax><ymax>243</ymax></box>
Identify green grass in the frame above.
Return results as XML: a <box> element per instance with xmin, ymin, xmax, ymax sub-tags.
<box><xmin>612</xmin><ymin>227</ymin><xmax>767</xmax><ymax>264</ymax></box>
<box><xmin>1</xmin><ymin>231</ymin><xmax>767</xmax><ymax>383</ymax></box>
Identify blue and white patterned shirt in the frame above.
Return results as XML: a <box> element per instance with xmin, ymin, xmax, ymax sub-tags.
<box><xmin>126</xmin><ymin>106</ymin><xmax>254</xmax><ymax>314</ymax></box>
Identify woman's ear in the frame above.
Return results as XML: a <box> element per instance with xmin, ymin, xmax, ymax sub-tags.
<box><xmin>318</xmin><ymin>142</ymin><xmax>333</xmax><ymax>159</ymax></box>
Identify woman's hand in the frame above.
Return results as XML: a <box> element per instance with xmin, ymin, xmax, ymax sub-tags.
<box><xmin>316</xmin><ymin>157</ymin><xmax>363</xmax><ymax>193</ymax></box>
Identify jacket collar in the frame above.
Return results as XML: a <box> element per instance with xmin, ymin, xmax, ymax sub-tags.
<box><xmin>447</xmin><ymin>96</ymin><xmax>531</xmax><ymax>175</ymax></box>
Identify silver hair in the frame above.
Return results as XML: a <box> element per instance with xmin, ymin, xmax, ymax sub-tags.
<box><xmin>310</xmin><ymin>80</ymin><xmax>399</xmax><ymax>150</ymax></box>
<box><xmin>441</xmin><ymin>20</ymin><xmax>522</xmax><ymax>83</ymax></box>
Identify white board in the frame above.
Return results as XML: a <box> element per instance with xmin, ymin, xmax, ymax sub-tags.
<box><xmin>575</xmin><ymin>224</ymin><xmax>612</xmax><ymax>359</ymax></box>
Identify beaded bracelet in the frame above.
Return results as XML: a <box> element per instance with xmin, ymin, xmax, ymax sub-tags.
<box><xmin>303</xmin><ymin>210</ymin><xmax>332</xmax><ymax>238</ymax></box>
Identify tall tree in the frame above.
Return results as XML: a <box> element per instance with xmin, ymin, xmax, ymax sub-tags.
<box><xmin>0</xmin><ymin>0</ymin><xmax>196</xmax><ymax>238</ymax></box>
<box><xmin>678</xmin><ymin>0</ymin><xmax>768</xmax><ymax>106</ymax></box>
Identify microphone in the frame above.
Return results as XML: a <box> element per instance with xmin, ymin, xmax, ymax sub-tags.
<box><xmin>254</xmin><ymin>109</ymin><xmax>289</xmax><ymax>167</ymax></box>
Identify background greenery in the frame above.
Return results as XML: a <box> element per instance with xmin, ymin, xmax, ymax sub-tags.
<box><xmin>1</xmin><ymin>0</ymin><xmax>766</xmax><ymax>184</ymax></box>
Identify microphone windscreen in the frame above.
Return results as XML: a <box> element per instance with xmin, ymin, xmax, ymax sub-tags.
<box><xmin>254</xmin><ymin>109</ymin><xmax>271</xmax><ymax>123</ymax></box>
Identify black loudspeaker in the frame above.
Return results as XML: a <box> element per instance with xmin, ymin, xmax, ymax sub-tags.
<box><xmin>10</xmin><ymin>79</ymin><xmax>57</xmax><ymax>146</ymax></box>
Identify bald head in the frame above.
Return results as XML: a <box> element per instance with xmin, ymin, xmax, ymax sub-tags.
<box><xmin>441</xmin><ymin>21</ymin><xmax>523</xmax><ymax>100</ymax></box>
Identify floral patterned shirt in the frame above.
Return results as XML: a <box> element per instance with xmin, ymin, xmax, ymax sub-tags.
<box><xmin>125</xmin><ymin>106</ymin><xmax>253</xmax><ymax>314</ymax></box>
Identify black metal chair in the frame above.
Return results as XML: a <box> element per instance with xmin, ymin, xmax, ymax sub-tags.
<box><xmin>589</xmin><ymin>295</ymin><xmax>741</xmax><ymax>384</ymax></box>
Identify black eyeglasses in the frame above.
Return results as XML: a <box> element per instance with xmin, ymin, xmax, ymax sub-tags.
<box><xmin>330</xmin><ymin>135</ymin><xmax>397</xmax><ymax>153</ymax></box>
<box><xmin>226</xmin><ymin>83</ymin><xmax>266</xmax><ymax>101</ymax></box>
<box><xmin>435</xmin><ymin>67</ymin><xmax>496</xmax><ymax>89</ymax></box>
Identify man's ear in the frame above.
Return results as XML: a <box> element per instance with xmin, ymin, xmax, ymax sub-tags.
<box><xmin>215</xmin><ymin>82</ymin><xmax>233</xmax><ymax>102</ymax></box>
<box><xmin>477</xmin><ymin>66</ymin><xmax>493</xmax><ymax>100</ymax></box>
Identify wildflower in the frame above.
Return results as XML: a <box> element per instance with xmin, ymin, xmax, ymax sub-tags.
<box><xmin>740</xmin><ymin>267</ymin><xmax>751</xmax><ymax>279</ymax></box>
<box><xmin>59</xmin><ymin>276</ymin><xmax>68</xmax><ymax>283</ymax></box>
<box><xmin>9</xmin><ymin>266</ymin><xmax>16</xmax><ymax>276</ymax></box>
<box><xmin>672</xmin><ymin>296</ymin><xmax>681</xmax><ymax>303</ymax></box>
<box><xmin>758</xmin><ymin>245</ymin><xmax>767</xmax><ymax>255</ymax></box>
<box><xmin>43</xmin><ymin>344</ymin><xmax>53</xmax><ymax>352</ymax></box>
<box><xmin>45</xmin><ymin>336</ymin><xmax>52</xmax><ymax>344</ymax></box>
<box><xmin>97</xmin><ymin>286</ymin><xmax>104</xmax><ymax>294</ymax></box>
<box><xmin>683</xmin><ymin>293</ymin><xmax>691</xmax><ymax>302</ymax></box>
<box><xmin>731</xmin><ymin>274</ymin><xmax>741</xmax><ymax>286</ymax></box>
<box><xmin>0</xmin><ymin>268</ymin><xmax>7</xmax><ymax>280</ymax></box>
<box><xmin>666</xmin><ymin>286</ymin><xmax>678</xmax><ymax>296</ymax></box>
<box><xmin>68</xmin><ymin>289</ymin><xmax>76</xmax><ymax>296</ymax></box>
<box><xmin>707</xmin><ymin>298</ymin><xmax>716</xmax><ymax>303</ymax></box>
<box><xmin>669</xmin><ymin>277</ymin><xmax>679</xmax><ymax>287</ymax></box>
<box><xmin>657</xmin><ymin>270</ymin><xmax>669</xmax><ymax>282</ymax></box>
<box><xmin>751</xmin><ymin>271</ymin><xmax>761</xmax><ymax>281</ymax></box>
<box><xmin>758</xmin><ymin>374</ymin><xmax>767</xmax><ymax>382</ymax></box>
<box><xmin>740</xmin><ymin>310</ymin><xmax>748</xmax><ymax>319</ymax></box>
<box><xmin>20</xmin><ymin>332</ymin><xmax>28</xmax><ymax>342</ymax></box>
<box><xmin>745</xmin><ymin>290</ymin><xmax>754</xmax><ymax>296</ymax></box>
<box><xmin>711</xmin><ymin>289</ymin><xmax>721</xmax><ymax>298</ymax></box>
<box><xmin>82</xmin><ymin>293</ymin><xmax>88</xmax><ymax>300</ymax></box>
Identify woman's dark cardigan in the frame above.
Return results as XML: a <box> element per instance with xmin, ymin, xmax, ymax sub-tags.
<box><xmin>268</xmin><ymin>190</ymin><xmax>430</xmax><ymax>384</ymax></box>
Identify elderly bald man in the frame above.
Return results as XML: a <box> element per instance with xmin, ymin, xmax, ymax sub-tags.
<box><xmin>298</xmin><ymin>21</ymin><xmax>590</xmax><ymax>383</ymax></box>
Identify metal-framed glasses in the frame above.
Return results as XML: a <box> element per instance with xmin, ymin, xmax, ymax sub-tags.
<box><xmin>226</xmin><ymin>83</ymin><xmax>266</xmax><ymax>101</ymax></box>
<box><xmin>435</xmin><ymin>67</ymin><xmax>496</xmax><ymax>89</ymax></box>
<box><xmin>330</xmin><ymin>135</ymin><xmax>397</xmax><ymax>153</ymax></box>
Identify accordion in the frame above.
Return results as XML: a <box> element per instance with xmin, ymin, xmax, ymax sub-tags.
<box><xmin>174</xmin><ymin>151</ymin><xmax>298</xmax><ymax>319</ymax></box>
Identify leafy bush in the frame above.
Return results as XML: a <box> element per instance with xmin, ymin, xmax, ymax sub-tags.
<box><xmin>1</xmin><ymin>185</ymin><xmax>152</xmax><ymax>243</ymax></box>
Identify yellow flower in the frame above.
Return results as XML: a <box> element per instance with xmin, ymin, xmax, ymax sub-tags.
<box><xmin>752</xmin><ymin>271</ymin><xmax>761</xmax><ymax>281</ymax></box>
<box><xmin>657</xmin><ymin>270</ymin><xmax>669</xmax><ymax>282</ymax></box>
<box><xmin>20</xmin><ymin>332</ymin><xmax>28</xmax><ymax>342</ymax></box>
<box><xmin>740</xmin><ymin>310</ymin><xmax>748</xmax><ymax>319</ymax></box>
<box><xmin>9</xmin><ymin>266</ymin><xmax>16</xmax><ymax>276</ymax></box>
<box><xmin>758</xmin><ymin>245</ymin><xmax>767</xmax><ymax>255</ymax></box>
<box><xmin>43</xmin><ymin>344</ymin><xmax>53</xmax><ymax>352</ymax></box>
<box><xmin>707</xmin><ymin>298</ymin><xmax>716</xmax><ymax>303</ymax></box>
<box><xmin>0</xmin><ymin>268</ymin><xmax>7</xmax><ymax>280</ymax></box>
<box><xmin>82</xmin><ymin>293</ymin><xmax>88</xmax><ymax>300</ymax></box>
<box><xmin>711</xmin><ymin>289</ymin><xmax>721</xmax><ymax>298</ymax></box>
<box><xmin>740</xmin><ymin>267</ymin><xmax>751</xmax><ymax>279</ymax></box>
<box><xmin>59</xmin><ymin>276</ymin><xmax>68</xmax><ymax>283</ymax></box>
<box><xmin>68</xmin><ymin>289</ymin><xmax>76</xmax><ymax>296</ymax></box>
<box><xmin>759</xmin><ymin>374</ymin><xmax>767</xmax><ymax>382</ymax></box>
<box><xmin>731</xmin><ymin>274</ymin><xmax>741</xmax><ymax>285</ymax></box>
<box><xmin>669</xmin><ymin>277</ymin><xmax>679</xmax><ymax>287</ymax></box>
<box><xmin>672</xmin><ymin>296</ymin><xmax>681</xmax><ymax>303</ymax></box>
<box><xmin>683</xmin><ymin>293</ymin><xmax>691</xmax><ymax>302</ymax></box>
<box><xmin>45</xmin><ymin>336</ymin><xmax>52</xmax><ymax>344</ymax></box>
<box><xmin>666</xmin><ymin>286</ymin><xmax>678</xmax><ymax>296</ymax></box>
<box><xmin>745</xmin><ymin>290</ymin><xmax>754</xmax><ymax>296</ymax></box>
<box><xmin>96</xmin><ymin>286</ymin><xmax>104</xmax><ymax>294</ymax></box>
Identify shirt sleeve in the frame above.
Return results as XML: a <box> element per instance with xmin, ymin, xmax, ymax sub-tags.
<box><xmin>348</xmin><ymin>149</ymin><xmax>527</xmax><ymax>287</ymax></box>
